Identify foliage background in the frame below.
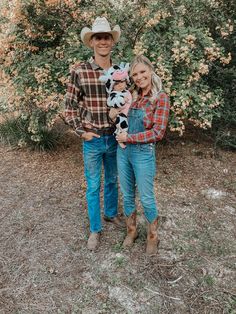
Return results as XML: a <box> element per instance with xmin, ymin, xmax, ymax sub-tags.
<box><xmin>0</xmin><ymin>0</ymin><xmax>235</xmax><ymax>149</ymax></box>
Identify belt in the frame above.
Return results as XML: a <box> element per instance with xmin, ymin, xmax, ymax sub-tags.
<box><xmin>84</xmin><ymin>127</ymin><xmax>115</xmax><ymax>136</ymax></box>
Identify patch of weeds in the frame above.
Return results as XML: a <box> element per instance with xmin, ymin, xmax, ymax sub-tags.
<box><xmin>187</xmin><ymin>243</ymin><xmax>200</xmax><ymax>254</ymax></box>
<box><xmin>199</xmin><ymin>230</ymin><xmax>231</xmax><ymax>256</ymax></box>
<box><xmin>216</xmin><ymin>243</ymin><xmax>231</xmax><ymax>256</ymax></box>
<box><xmin>184</xmin><ymin>229</ymin><xmax>199</xmax><ymax>239</ymax></box>
<box><xmin>102</xmin><ymin>299</ymin><xmax>127</xmax><ymax>313</ymax></box>
<box><xmin>201</xmin><ymin>240</ymin><xmax>214</xmax><ymax>254</ymax></box>
<box><xmin>67</xmin><ymin>243</ymin><xmax>79</xmax><ymax>253</ymax></box>
<box><xmin>223</xmin><ymin>180</ymin><xmax>236</xmax><ymax>192</ymax></box>
<box><xmin>0</xmin><ymin>115</ymin><xmax>25</xmax><ymax>146</ymax></box>
<box><xmin>225</xmin><ymin>296</ymin><xmax>236</xmax><ymax>314</ymax></box>
<box><xmin>71</xmin><ymin>304</ymin><xmax>81</xmax><ymax>313</ymax></box>
<box><xmin>109</xmin><ymin>276</ymin><xmax>120</xmax><ymax>285</ymax></box>
<box><xmin>0</xmin><ymin>115</ymin><xmax>61</xmax><ymax>151</ymax></box>
<box><xmin>203</xmin><ymin>274</ymin><xmax>215</xmax><ymax>286</ymax></box>
<box><xmin>124</xmin><ymin>276</ymin><xmax>145</xmax><ymax>290</ymax></box>
<box><xmin>112</xmin><ymin>243</ymin><xmax>123</xmax><ymax>253</ymax></box>
<box><xmin>114</xmin><ymin>255</ymin><xmax>125</xmax><ymax>267</ymax></box>
<box><xmin>30</xmin><ymin>128</ymin><xmax>62</xmax><ymax>151</ymax></box>
<box><xmin>228</xmin><ymin>261</ymin><xmax>236</xmax><ymax>271</ymax></box>
<box><xmin>98</xmin><ymin>303</ymin><xmax>110</xmax><ymax>313</ymax></box>
<box><xmin>172</xmin><ymin>241</ymin><xmax>189</xmax><ymax>254</ymax></box>
<box><xmin>187</xmin><ymin>259</ymin><xmax>210</xmax><ymax>278</ymax></box>
<box><xmin>149</xmin><ymin>304</ymin><xmax>161</xmax><ymax>313</ymax></box>
<box><xmin>15</xmin><ymin>209</ymin><xmax>27</xmax><ymax>221</ymax></box>
<box><xmin>187</xmin><ymin>259</ymin><xmax>198</xmax><ymax>270</ymax></box>
<box><xmin>199</xmin><ymin>232</ymin><xmax>215</xmax><ymax>254</ymax></box>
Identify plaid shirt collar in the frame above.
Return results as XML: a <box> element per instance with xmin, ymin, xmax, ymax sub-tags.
<box><xmin>89</xmin><ymin>57</ymin><xmax>101</xmax><ymax>70</ymax></box>
<box><xmin>137</xmin><ymin>89</ymin><xmax>152</xmax><ymax>98</ymax></box>
<box><xmin>88</xmin><ymin>56</ymin><xmax>113</xmax><ymax>70</ymax></box>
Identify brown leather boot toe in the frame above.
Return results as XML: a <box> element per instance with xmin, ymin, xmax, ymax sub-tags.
<box><xmin>87</xmin><ymin>232</ymin><xmax>100</xmax><ymax>251</ymax></box>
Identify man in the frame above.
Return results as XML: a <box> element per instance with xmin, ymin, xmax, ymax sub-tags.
<box><xmin>65</xmin><ymin>17</ymin><xmax>123</xmax><ymax>251</ymax></box>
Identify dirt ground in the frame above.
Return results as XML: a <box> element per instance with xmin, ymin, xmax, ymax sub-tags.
<box><xmin>0</xmin><ymin>128</ymin><xmax>236</xmax><ymax>314</ymax></box>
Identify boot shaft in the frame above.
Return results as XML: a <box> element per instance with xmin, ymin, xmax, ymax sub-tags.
<box><xmin>126</xmin><ymin>211</ymin><xmax>137</xmax><ymax>234</ymax></box>
<box><xmin>146</xmin><ymin>218</ymin><xmax>159</xmax><ymax>255</ymax></box>
<box><xmin>123</xmin><ymin>211</ymin><xmax>138</xmax><ymax>248</ymax></box>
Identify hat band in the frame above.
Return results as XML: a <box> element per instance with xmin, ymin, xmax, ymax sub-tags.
<box><xmin>92</xmin><ymin>27</ymin><xmax>112</xmax><ymax>33</ymax></box>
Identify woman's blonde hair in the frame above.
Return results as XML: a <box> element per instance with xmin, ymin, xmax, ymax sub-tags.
<box><xmin>130</xmin><ymin>55</ymin><xmax>162</xmax><ymax>102</ymax></box>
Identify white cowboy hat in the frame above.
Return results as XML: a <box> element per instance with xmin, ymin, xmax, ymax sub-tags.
<box><xmin>80</xmin><ymin>17</ymin><xmax>121</xmax><ymax>48</ymax></box>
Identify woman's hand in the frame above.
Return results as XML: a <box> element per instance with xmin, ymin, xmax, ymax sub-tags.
<box><xmin>116</xmin><ymin>132</ymin><xmax>128</xmax><ymax>143</ymax></box>
<box><xmin>109</xmin><ymin>108</ymin><xmax>122</xmax><ymax>121</ymax></box>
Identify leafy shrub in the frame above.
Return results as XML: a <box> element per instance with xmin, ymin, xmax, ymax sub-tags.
<box><xmin>0</xmin><ymin>0</ymin><xmax>235</xmax><ymax>148</ymax></box>
<box><xmin>0</xmin><ymin>114</ymin><xmax>61</xmax><ymax>150</ymax></box>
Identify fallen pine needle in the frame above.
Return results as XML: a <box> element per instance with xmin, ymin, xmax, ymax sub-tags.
<box><xmin>144</xmin><ymin>287</ymin><xmax>181</xmax><ymax>301</ymax></box>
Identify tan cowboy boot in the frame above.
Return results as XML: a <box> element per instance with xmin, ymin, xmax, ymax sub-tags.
<box><xmin>146</xmin><ymin>218</ymin><xmax>160</xmax><ymax>255</ymax></box>
<box><xmin>87</xmin><ymin>232</ymin><xmax>100</xmax><ymax>251</ymax></box>
<box><xmin>123</xmin><ymin>212</ymin><xmax>138</xmax><ymax>247</ymax></box>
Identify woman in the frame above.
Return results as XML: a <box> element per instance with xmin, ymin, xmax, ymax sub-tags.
<box><xmin>115</xmin><ymin>55</ymin><xmax>170</xmax><ymax>255</ymax></box>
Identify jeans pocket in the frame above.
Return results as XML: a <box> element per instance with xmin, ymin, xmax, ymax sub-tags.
<box><xmin>84</xmin><ymin>136</ymin><xmax>99</xmax><ymax>143</ymax></box>
<box><xmin>140</xmin><ymin>143</ymin><xmax>154</xmax><ymax>151</ymax></box>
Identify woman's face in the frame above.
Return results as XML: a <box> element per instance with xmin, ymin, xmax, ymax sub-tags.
<box><xmin>131</xmin><ymin>63</ymin><xmax>152</xmax><ymax>94</ymax></box>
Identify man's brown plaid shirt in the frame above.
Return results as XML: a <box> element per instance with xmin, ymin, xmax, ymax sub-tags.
<box><xmin>65</xmin><ymin>58</ymin><xmax>113</xmax><ymax>133</ymax></box>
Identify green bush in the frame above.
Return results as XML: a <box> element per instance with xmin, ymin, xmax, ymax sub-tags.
<box><xmin>0</xmin><ymin>114</ymin><xmax>61</xmax><ymax>151</ymax></box>
<box><xmin>0</xmin><ymin>0</ymin><xmax>235</xmax><ymax>149</ymax></box>
<box><xmin>210</xmin><ymin>54</ymin><xmax>236</xmax><ymax>150</ymax></box>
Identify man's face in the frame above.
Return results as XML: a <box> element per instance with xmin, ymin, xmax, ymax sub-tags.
<box><xmin>90</xmin><ymin>33</ymin><xmax>114</xmax><ymax>57</ymax></box>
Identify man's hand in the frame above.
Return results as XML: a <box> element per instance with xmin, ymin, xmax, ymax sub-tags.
<box><xmin>81</xmin><ymin>131</ymin><xmax>100</xmax><ymax>141</ymax></box>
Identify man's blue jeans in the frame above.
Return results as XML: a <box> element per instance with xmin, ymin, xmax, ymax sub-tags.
<box><xmin>117</xmin><ymin>143</ymin><xmax>158</xmax><ymax>223</ymax></box>
<box><xmin>83</xmin><ymin>135</ymin><xmax>118</xmax><ymax>233</ymax></box>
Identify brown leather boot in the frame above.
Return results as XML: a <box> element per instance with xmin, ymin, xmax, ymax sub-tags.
<box><xmin>123</xmin><ymin>212</ymin><xmax>138</xmax><ymax>248</ymax></box>
<box><xmin>146</xmin><ymin>218</ymin><xmax>159</xmax><ymax>255</ymax></box>
<box><xmin>87</xmin><ymin>232</ymin><xmax>100</xmax><ymax>251</ymax></box>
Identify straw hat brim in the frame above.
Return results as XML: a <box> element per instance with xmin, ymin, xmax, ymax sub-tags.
<box><xmin>81</xmin><ymin>25</ymin><xmax>121</xmax><ymax>48</ymax></box>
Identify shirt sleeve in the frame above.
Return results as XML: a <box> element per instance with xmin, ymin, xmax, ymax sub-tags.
<box><xmin>64</xmin><ymin>67</ymin><xmax>84</xmax><ymax>132</ymax></box>
<box><xmin>127</xmin><ymin>92</ymin><xmax>170</xmax><ymax>144</ymax></box>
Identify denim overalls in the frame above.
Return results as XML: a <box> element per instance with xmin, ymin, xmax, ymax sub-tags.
<box><xmin>117</xmin><ymin>101</ymin><xmax>158</xmax><ymax>223</ymax></box>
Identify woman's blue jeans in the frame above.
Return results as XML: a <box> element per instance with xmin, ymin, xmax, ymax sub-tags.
<box><xmin>83</xmin><ymin>135</ymin><xmax>118</xmax><ymax>233</ymax></box>
<box><xmin>117</xmin><ymin>143</ymin><xmax>158</xmax><ymax>223</ymax></box>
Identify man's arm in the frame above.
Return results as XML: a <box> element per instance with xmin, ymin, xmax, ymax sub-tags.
<box><xmin>64</xmin><ymin>67</ymin><xmax>84</xmax><ymax>136</ymax></box>
<box><xmin>65</xmin><ymin>67</ymin><xmax>100</xmax><ymax>140</ymax></box>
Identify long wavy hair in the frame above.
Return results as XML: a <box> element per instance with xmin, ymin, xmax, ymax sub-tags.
<box><xmin>130</xmin><ymin>55</ymin><xmax>162</xmax><ymax>102</ymax></box>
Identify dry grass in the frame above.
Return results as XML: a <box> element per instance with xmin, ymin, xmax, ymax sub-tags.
<box><xmin>0</xmin><ymin>128</ymin><xmax>236</xmax><ymax>313</ymax></box>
